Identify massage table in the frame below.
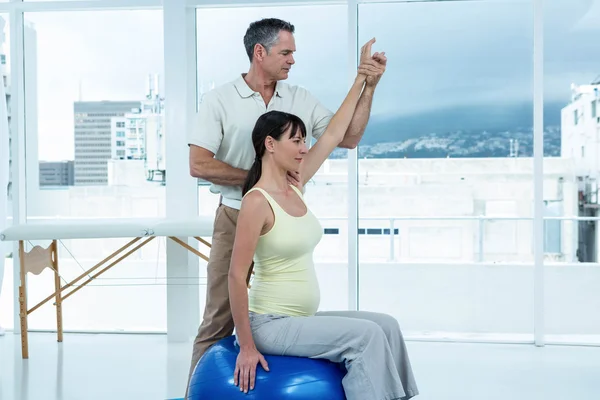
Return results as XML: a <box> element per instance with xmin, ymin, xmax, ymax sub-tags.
<box><xmin>0</xmin><ymin>217</ymin><xmax>215</xmax><ymax>359</ymax></box>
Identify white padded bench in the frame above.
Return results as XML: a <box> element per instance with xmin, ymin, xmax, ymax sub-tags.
<box><xmin>0</xmin><ymin>217</ymin><xmax>215</xmax><ymax>359</ymax></box>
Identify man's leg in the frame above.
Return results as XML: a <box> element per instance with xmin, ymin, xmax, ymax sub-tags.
<box><xmin>316</xmin><ymin>310</ymin><xmax>419</xmax><ymax>399</ymax></box>
<box><xmin>185</xmin><ymin>205</ymin><xmax>244</xmax><ymax>396</ymax></box>
<box><xmin>248</xmin><ymin>312</ymin><xmax>411</xmax><ymax>400</ymax></box>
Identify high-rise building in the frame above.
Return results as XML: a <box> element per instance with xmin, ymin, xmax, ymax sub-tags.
<box><xmin>73</xmin><ymin>101</ymin><xmax>140</xmax><ymax>185</ymax></box>
<box><xmin>143</xmin><ymin>74</ymin><xmax>166</xmax><ymax>183</ymax></box>
<box><xmin>561</xmin><ymin>80</ymin><xmax>600</xmax><ymax>176</ymax></box>
<box><xmin>561</xmin><ymin>79</ymin><xmax>600</xmax><ymax>262</ymax></box>
<box><xmin>110</xmin><ymin>74</ymin><xmax>165</xmax><ymax>182</ymax></box>
<box><xmin>39</xmin><ymin>161</ymin><xmax>74</xmax><ymax>186</ymax></box>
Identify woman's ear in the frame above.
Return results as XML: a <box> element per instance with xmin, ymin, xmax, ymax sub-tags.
<box><xmin>265</xmin><ymin>136</ymin><xmax>276</xmax><ymax>154</ymax></box>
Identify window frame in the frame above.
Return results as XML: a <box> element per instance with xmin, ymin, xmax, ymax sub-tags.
<box><xmin>3</xmin><ymin>0</ymin><xmax>547</xmax><ymax>346</ymax></box>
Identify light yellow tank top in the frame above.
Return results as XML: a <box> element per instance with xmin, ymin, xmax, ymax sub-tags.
<box><xmin>245</xmin><ymin>185</ymin><xmax>323</xmax><ymax>317</ymax></box>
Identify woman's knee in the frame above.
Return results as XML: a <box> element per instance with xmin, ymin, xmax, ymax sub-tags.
<box><xmin>352</xmin><ymin>319</ymin><xmax>386</xmax><ymax>346</ymax></box>
<box><xmin>363</xmin><ymin>311</ymin><xmax>402</xmax><ymax>334</ymax></box>
<box><xmin>382</xmin><ymin>313</ymin><xmax>402</xmax><ymax>331</ymax></box>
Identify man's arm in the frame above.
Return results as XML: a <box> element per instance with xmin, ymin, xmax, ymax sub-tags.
<box><xmin>337</xmin><ymin>86</ymin><xmax>375</xmax><ymax>150</ymax></box>
<box><xmin>190</xmin><ymin>145</ymin><xmax>303</xmax><ymax>189</ymax></box>
<box><xmin>310</xmin><ymin>80</ymin><xmax>376</xmax><ymax>151</ymax></box>
<box><xmin>189</xmin><ymin>145</ymin><xmax>247</xmax><ymax>186</ymax></box>
<box><xmin>188</xmin><ymin>91</ymin><xmax>248</xmax><ymax>186</ymax></box>
<box><xmin>338</xmin><ymin>50</ymin><xmax>387</xmax><ymax>149</ymax></box>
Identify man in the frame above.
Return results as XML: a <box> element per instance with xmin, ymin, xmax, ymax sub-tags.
<box><xmin>186</xmin><ymin>17</ymin><xmax>386</xmax><ymax>393</ymax></box>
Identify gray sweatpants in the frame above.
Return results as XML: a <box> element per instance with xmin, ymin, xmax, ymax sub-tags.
<box><xmin>246</xmin><ymin>310</ymin><xmax>419</xmax><ymax>400</ymax></box>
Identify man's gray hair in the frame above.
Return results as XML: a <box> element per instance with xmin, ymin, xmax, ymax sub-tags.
<box><xmin>243</xmin><ymin>18</ymin><xmax>295</xmax><ymax>62</ymax></box>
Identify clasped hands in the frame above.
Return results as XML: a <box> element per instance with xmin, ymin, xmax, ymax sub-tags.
<box><xmin>357</xmin><ymin>37</ymin><xmax>387</xmax><ymax>87</ymax></box>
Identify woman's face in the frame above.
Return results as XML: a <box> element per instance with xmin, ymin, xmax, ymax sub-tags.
<box><xmin>271</xmin><ymin>126</ymin><xmax>307</xmax><ymax>171</ymax></box>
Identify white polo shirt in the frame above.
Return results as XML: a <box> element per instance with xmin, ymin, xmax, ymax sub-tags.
<box><xmin>188</xmin><ymin>74</ymin><xmax>334</xmax><ymax>210</ymax></box>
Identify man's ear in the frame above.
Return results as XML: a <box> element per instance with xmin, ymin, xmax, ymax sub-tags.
<box><xmin>254</xmin><ymin>43</ymin><xmax>267</xmax><ymax>62</ymax></box>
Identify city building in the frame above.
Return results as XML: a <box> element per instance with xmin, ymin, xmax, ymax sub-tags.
<box><xmin>561</xmin><ymin>79</ymin><xmax>600</xmax><ymax>261</ymax></box>
<box><xmin>73</xmin><ymin>100</ymin><xmax>140</xmax><ymax>186</ymax></box>
<box><xmin>111</xmin><ymin>74</ymin><xmax>165</xmax><ymax>182</ymax></box>
<box><xmin>561</xmin><ymin>80</ymin><xmax>600</xmax><ymax>175</ymax></box>
<box><xmin>39</xmin><ymin>160</ymin><xmax>74</xmax><ymax>186</ymax></box>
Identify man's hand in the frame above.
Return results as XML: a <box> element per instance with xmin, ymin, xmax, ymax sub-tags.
<box><xmin>233</xmin><ymin>347</ymin><xmax>270</xmax><ymax>393</ymax></box>
<box><xmin>287</xmin><ymin>170</ymin><xmax>302</xmax><ymax>190</ymax></box>
<box><xmin>366</xmin><ymin>51</ymin><xmax>387</xmax><ymax>88</ymax></box>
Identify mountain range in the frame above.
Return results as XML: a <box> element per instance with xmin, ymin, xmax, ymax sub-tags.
<box><xmin>329</xmin><ymin>101</ymin><xmax>565</xmax><ymax>159</ymax></box>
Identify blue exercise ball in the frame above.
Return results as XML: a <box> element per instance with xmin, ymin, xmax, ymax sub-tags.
<box><xmin>188</xmin><ymin>336</ymin><xmax>347</xmax><ymax>399</ymax></box>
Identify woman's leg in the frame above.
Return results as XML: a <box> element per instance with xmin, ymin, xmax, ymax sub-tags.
<box><xmin>316</xmin><ymin>310</ymin><xmax>419</xmax><ymax>399</ymax></box>
<box><xmin>247</xmin><ymin>312</ymin><xmax>409</xmax><ymax>400</ymax></box>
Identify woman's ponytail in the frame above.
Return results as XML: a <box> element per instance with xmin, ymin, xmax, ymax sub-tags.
<box><xmin>242</xmin><ymin>157</ymin><xmax>262</xmax><ymax>197</ymax></box>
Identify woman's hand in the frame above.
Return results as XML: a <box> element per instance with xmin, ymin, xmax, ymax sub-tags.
<box><xmin>357</xmin><ymin>37</ymin><xmax>386</xmax><ymax>85</ymax></box>
<box><xmin>233</xmin><ymin>346</ymin><xmax>270</xmax><ymax>393</ymax></box>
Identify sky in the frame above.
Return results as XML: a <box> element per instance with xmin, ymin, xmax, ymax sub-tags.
<box><xmin>0</xmin><ymin>0</ymin><xmax>599</xmax><ymax>161</ymax></box>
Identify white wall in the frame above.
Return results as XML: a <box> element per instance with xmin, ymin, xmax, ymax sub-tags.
<box><xmin>107</xmin><ymin>159</ymin><xmax>149</xmax><ymax>188</ymax></box>
<box><xmin>27</xmin><ymin>157</ymin><xmax>581</xmax><ymax>263</ymax></box>
<box><xmin>323</xmin><ymin>262</ymin><xmax>600</xmax><ymax>337</ymax></box>
<box><xmin>561</xmin><ymin>89</ymin><xmax>600</xmax><ymax>177</ymax></box>
<box><xmin>29</xmin><ymin>184</ymin><xmax>165</xmax><ymax>219</ymax></box>
<box><xmin>144</xmin><ymin>114</ymin><xmax>165</xmax><ymax>172</ymax></box>
<box><xmin>307</xmin><ymin>157</ymin><xmax>579</xmax><ymax>262</ymax></box>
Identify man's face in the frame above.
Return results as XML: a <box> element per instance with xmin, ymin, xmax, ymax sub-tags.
<box><xmin>261</xmin><ymin>30</ymin><xmax>296</xmax><ymax>81</ymax></box>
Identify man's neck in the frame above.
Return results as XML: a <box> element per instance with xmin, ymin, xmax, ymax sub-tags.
<box><xmin>243</xmin><ymin>69</ymin><xmax>277</xmax><ymax>99</ymax></box>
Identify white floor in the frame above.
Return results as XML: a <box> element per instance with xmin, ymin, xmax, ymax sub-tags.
<box><xmin>1</xmin><ymin>331</ymin><xmax>599</xmax><ymax>400</ymax></box>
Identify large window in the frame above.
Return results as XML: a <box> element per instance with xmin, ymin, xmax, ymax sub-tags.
<box><xmin>18</xmin><ymin>10</ymin><xmax>167</xmax><ymax>332</ymax></box>
<box><xmin>196</xmin><ymin>5</ymin><xmax>350</xmax><ymax>311</ymax></box>
<box><xmin>0</xmin><ymin>0</ymin><xmax>598</xmax><ymax>346</ymax></box>
<box><xmin>25</xmin><ymin>10</ymin><xmax>165</xmax><ymax>216</ymax></box>
<box><xmin>544</xmin><ymin>0</ymin><xmax>600</xmax><ymax>343</ymax></box>
<box><xmin>357</xmin><ymin>0</ymin><xmax>536</xmax><ymax>339</ymax></box>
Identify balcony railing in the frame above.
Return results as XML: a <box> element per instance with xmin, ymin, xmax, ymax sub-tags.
<box><xmin>2</xmin><ymin>216</ymin><xmax>599</xmax><ymax>342</ymax></box>
<box><xmin>5</xmin><ymin>215</ymin><xmax>599</xmax><ymax>264</ymax></box>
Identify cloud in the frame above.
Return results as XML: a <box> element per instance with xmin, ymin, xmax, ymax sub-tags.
<box><xmin>5</xmin><ymin>1</ymin><xmax>598</xmax><ymax>160</ymax></box>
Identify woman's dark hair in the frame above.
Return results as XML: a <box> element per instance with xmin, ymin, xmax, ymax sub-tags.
<box><xmin>242</xmin><ymin>111</ymin><xmax>307</xmax><ymax>196</ymax></box>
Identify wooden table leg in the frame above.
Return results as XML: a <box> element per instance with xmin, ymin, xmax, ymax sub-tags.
<box><xmin>19</xmin><ymin>240</ymin><xmax>29</xmax><ymax>359</ymax></box>
<box><xmin>52</xmin><ymin>240</ymin><xmax>63</xmax><ymax>343</ymax></box>
<box><xmin>16</xmin><ymin>236</ymin><xmax>153</xmax><ymax>358</ymax></box>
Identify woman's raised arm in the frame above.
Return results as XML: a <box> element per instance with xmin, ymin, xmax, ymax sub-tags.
<box><xmin>299</xmin><ymin>39</ymin><xmax>382</xmax><ymax>185</ymax></box>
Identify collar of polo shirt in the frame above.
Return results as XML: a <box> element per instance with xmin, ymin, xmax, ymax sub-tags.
<box><xmin>234</xmin><ymin>74</ymin><xmax>285</xmax><ymax>99</ymax></box>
